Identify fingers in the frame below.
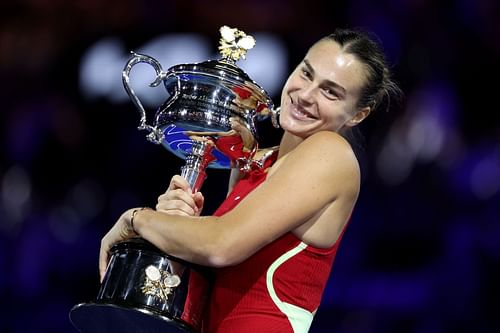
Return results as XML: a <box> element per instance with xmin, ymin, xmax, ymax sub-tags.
<box><xmin>167</xmin><ymin>175</ymin><xmax>191</xmax><ymax>193</ymax></box>
<box><xmin>193</xmin><ymin>192</ymin><xmax>205</xmax><ymax>214</ymax></box>
<box><xmin>156</xmin><ymin>190</ymin><xmax>205</xmax><ymax>216</ymax></box>
<box><xmin>156</xmin><ymin>188</ymin><xmax>198</xmax><ymax>216</ymax></box>
<box><xmin>98</xmin><ymin>208</ymin><xmax>137</xmax><ymax>282</ymax></box>
<box><xmin>157</xmin><ymin>175</ymin><xmax>205</xmax><ymax>216</ymax></box>
<box><xmin>99</xmin><ymin>239</ymin><xmax>110</xmax><ymax>282</ymax></box>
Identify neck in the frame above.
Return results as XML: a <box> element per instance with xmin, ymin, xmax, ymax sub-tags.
<box><xmin>278</xmin><ymin>132</ymin><xmax>304</xmax><ymax>159</ymax></box>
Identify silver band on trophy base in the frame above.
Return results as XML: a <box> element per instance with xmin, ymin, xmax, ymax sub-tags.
<box><xmin>70</xmin><ymin>26</ymin><xmax>277</xmax><ymax>333</ymax></box>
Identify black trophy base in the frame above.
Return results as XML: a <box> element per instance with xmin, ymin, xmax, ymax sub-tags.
<box><xmin>70</xmin><ymin>302</ymin><xmax>192</xmax><ymax>333</ymax></box>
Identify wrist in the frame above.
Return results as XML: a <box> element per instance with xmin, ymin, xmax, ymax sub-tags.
<box><xmin>130</xmin><ymin>207</ymin><xmax>152</xmax><ymax>235</ymax></box>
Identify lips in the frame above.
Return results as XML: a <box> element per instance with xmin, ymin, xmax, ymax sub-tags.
<box><xmin>289</xmin><ymin>99</ymin><xmax>318</xmax><ymax>120</ymax></box>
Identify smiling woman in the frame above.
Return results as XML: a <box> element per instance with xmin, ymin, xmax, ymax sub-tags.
<box><xmin>278</xmin><ymin>40</ymin><xmax>370</xmax><ymax>138</ymax></box>
<box><xmin>98</xmin><ymin>27</ymin><xmax>402</xmax><ymax>333</ymax></box>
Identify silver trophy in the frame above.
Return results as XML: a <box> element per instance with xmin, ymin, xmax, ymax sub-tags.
<box><xmin>70</xmin><ymin>26</ymin><xmax>277</xmax><ymax>333</ymax></box>
<box><xmin>122</xmin><ymin>25</ymin><xmax>277</xmax><ymax>191</ymax></box>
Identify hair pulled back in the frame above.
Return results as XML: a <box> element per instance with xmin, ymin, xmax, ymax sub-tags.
<box><xmin>323</xmin><ymin>28</ymin><xmax>402</xmax><ymax>113</ymax></box>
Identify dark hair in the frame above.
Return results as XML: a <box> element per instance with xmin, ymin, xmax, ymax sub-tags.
<box><xmin>322</xmin><ymin>28</ymin><xmax>402</xmax><ymax>113</ymax></box>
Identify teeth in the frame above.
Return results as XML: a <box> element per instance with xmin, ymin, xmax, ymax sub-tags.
<box><xmin>297</xmin><ymin>106</ymin><xmax>315</xmax><ymax>119</ymax></box>
<box><xmin>290</xmin><ymin>97</ymin><xmax>316</xmax><ymax>119</ymax></box>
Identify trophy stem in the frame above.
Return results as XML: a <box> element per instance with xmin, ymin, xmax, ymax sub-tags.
<box><xmin>180</xmin><ymin>140</ymin><xmax>215</xmax><ymax>193</ymax></box>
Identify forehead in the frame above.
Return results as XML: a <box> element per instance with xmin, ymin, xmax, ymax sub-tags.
<box><xmin>305</xmin><ymin>39</ymin><xmax>367</xmax><ymax>95</ymax></box>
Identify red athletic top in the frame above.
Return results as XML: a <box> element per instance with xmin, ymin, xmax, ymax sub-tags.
<box><xmin>201</xmin><ymin>152</ymin><xmax>347</xmax><ymax>333</ymax></box>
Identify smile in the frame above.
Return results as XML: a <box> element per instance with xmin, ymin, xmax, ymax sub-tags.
<box><xmin>290</xmin><ymin>99</ymin><xmax>318</xmax><ymax>120</ymax></box>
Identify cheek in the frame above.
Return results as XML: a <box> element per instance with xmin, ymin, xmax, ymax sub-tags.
<box><xmin>280</xmin><ymin>77</ymin><xmax>296</xmax><ymax>104</ymax></box>
<box><xmin>319</xmin><ymin>103</ymin><xmax>353</xmax><ymax>128</ymax></box>
<box><xmin>282</xmin><ymin>71</ymin><xmax>302</xmax><ymax>92</ymax></box>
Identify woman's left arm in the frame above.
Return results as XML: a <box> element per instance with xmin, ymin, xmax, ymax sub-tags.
<box><xmin>99</xmin><ymin>131</ymin><xmax>360</xmax><ymax>278</ymax></box>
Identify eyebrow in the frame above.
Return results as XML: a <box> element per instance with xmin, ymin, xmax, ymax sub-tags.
<box><xmin>303</xmin><ymin>59</ymin><xmax>347</xmax><ymax>98</ymax></box>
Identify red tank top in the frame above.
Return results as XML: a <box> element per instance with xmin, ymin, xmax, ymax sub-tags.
<box><xmin>202</xmin><ymin>152</ymin><xmax>347</xmax><ymax>333</ymax></box>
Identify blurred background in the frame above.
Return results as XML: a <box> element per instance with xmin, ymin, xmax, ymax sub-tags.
<box><xmin>1</xmin><ymin>0</ymin><xmax>499</xmax><ymax>332</ymax></box>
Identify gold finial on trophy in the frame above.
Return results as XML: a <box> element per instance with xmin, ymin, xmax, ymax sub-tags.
<box><xmin>218</xmin><ymin>26</ymin><xmax>256</xmax><ymax>63</ymax></box>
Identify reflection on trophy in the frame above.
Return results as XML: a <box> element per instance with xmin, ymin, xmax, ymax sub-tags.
<box><xmin>69</xmin><ymin>26</ymin><xmax>277</xmax><ymax>332</ymax></box>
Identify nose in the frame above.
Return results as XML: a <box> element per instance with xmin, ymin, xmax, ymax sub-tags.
<box><xmin>297</xmin><ymin>83</ymin><xmax>315</xmax><ymax>105</ymax></box>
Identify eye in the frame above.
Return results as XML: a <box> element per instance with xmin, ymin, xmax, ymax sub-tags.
<box><xmin>300</xmin><ymin>67</ymin><xmax>312</xmax><ymax>80</ymax></box>
<box><xmin>322</xmin><ymin>87</ymin><xmax>338</xmax><ymax>99</ymax></box>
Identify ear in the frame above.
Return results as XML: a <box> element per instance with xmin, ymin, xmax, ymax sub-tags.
<box><xmin>346</xmin><ymin>106</ymin><xmax>371</xmax><ymax>127</ymax></box>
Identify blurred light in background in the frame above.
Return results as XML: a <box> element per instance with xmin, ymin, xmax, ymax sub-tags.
<box><xmin>126</xmin><ymin>33</ymin><xmax>212</xmax><ymax>106</ymax></box>
<box><xmin>376</xmin><ymin>83</ymin><xmax>458</xmax><ymax>185</ymax></box>
<box><xmin>79</xmin><ymin>37</ymin><xmax>127</xmax><ymax>102</ymax></box>
<box><xmin>469</xmin><ymin>151</ymin><xmax>500</xmax><ymax>200</ymax></box>
<box><xmin>48</xmin><ymin>178</ymin><xmax>105</xmax><ymax>244</ymax></box>
<box><xmin>79</xmin><ymin>33</ymin><xmax>288</xmax><ymax>107</ymax></box>
<box><xmin>375</xmin><ymin>81</ymin><xmax>500</xmax><ymax>201</ymax></box>
<box><xmin>1</xmin><ymin>165</ymin><xmax>32</xmax><ymax>231</ymax></box>
<box><xmin>49</xmin><ymin>205</ymin><xmax>83</xmax><ymax>244</ymax></box>
<box><xmin>237</xmin><ymin>32</ymin><xmax>288</xmax><ymax>98</ymax></box>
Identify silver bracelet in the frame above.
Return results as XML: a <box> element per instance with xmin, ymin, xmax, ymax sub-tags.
<box><xmin>130</xmin><ymin>207</ymin><xmax>147</xmax><ymax>235</ymax></box>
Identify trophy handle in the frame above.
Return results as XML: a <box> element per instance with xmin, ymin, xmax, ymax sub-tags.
<box><xmin>270</xmin><ymin>106</ymin><xmax>280</xmax><ymax>128</ymax></box>
<box><xmin>122</xmin><ymin>51</ymin><xmax>179</xmax><ymax>144</ymax></box>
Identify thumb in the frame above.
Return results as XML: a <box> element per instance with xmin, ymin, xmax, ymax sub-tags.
<box><xmin>193</xmin><ymin>192</ymin><xmax>205</xmax><ymax>214</ymax></box>
<box><xmin>168</xmin><ymin>175</ymin><xmax>192</xmax><ymax>193</ymax></box>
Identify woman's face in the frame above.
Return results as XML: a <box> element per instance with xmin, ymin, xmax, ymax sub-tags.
<box><xmin>279</xmin><ymin>39</ymin><xmax>369</xmax><ymax>138</ymax></box>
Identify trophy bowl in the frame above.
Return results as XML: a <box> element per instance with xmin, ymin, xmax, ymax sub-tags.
<box><xmin>155</xmin><ymin>58</ymin><xmax>274</xmax><ymax>168</ymax></box>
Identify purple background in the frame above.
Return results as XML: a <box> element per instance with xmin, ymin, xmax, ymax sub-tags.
<box><xmin>1</xmin><ymin>0</ymin><xmax>499</xmax><ymax>332</ymax></box>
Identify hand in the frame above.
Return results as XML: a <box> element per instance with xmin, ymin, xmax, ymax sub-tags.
<box><xmin>156</xmin><ymin>175</ymin><xmax>204</xmax><ymax>216</ymax></box>
<box><xmin>99</xmin><ymin>207</ymin><xmax>140</xmax><ymax>282</ymax></box>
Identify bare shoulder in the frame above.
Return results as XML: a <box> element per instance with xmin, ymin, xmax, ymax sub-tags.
<box><xmin>301</xmin><ymin>131</ymin><xmax>357</xmax><ymax>159</ymax></box>
<box><xmin>279</xmin><ymin>131</ymin><xmax>360</xmax><ymax>179</ymax></box>
<box><xmin>267</xmin><ymin>131</ymin><xmax>361</xmax><ymax>201</ymax></box>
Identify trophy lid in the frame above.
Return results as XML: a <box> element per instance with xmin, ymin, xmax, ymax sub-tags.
<box><xmin>165</xmin><ymin>26</ymin><xmax>271</xmax><ymax>105</ymax></box>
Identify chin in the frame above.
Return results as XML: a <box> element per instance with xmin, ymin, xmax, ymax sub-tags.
<box><xmin>281</xmin><ymin>125</ymin><xmax>310</xmax><ymax>139</ymax></box>
<box><xmin>279</xmin><ymin>120</ymin><xmax>307</xmax><ymax>138</ymax></box>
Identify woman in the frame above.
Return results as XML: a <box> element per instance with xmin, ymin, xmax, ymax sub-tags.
<box><xmin>99</xmin><ymin>28</ymin><xmax>401</xmax><ymax>332</ymax></box>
